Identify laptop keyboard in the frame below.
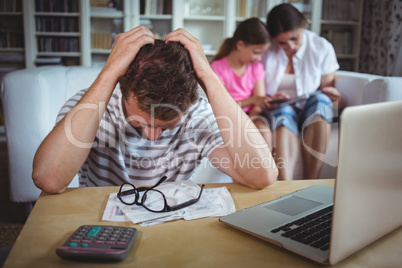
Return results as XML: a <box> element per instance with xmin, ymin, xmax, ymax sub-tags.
<box><xmin>270</xmin><ymin>206</ymin><xmax>333</xmax><ymax>251</ymax></box>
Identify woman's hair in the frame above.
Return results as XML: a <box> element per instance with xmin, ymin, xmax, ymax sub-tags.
<box><xmin>119</xmin><ymin>39</ymin><xmax>198</xmax><ymax>121</ymax></box>
<box><xmin>212</xmin><ymin>17</ymin><xmax>269</xmax><ymax>62</ymax></box>
<box><xmin>266</xmin><ymin>3</ymin><xmax>307</xmax><ymax>38</ymax></box>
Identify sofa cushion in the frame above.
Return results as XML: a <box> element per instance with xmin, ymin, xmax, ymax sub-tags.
<box><xmin>1</xmin><ymin>66</ymin><xmax>101</xmax><ymax>202</ymax></box>
<box><xmin>364</xmin><ymin>77</ymin><xmax>402</xmax><ymax>104</ymax></box>
<box><xmin>335</xmin><ymin>71</ymin><xmax>380</xmax><ymax>107</ymax></box>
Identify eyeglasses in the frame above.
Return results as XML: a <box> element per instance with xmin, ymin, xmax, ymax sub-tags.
<box><xmin>117</xmin><ymin>176</ymin><xmax>205</xmax><ymax>213</ymax></box>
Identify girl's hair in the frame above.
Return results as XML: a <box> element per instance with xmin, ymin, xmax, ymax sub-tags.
<box><xmin>266</xmin><ymin>3</ymin><xmax>307</xmax><ymax>38</ymax></box>
<box><xmin>212</xmin><ymin>17</ymin><xmax>269</xmax><ymax>62</ymax></box>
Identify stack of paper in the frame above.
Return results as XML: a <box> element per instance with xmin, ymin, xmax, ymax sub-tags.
<box><xmin>102</xmin><ymin>180</ymin><xmax>236</xmax><ymax>226</ymax></box>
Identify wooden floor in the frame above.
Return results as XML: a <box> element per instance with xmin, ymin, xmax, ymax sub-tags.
<box><xmin>0</xmin><ymin>142</ymin><xmax>27</xmax><ymax>224</ymax></box>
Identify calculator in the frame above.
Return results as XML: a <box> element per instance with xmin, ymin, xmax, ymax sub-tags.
<box><xmin>56</xmin><ymin>225</ymin><xmax>137</xmax><ymax>262</ymax></box>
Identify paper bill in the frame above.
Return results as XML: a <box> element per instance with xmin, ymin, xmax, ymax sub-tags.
<box><xmin>180</xmin><ymin>187</ymin><xmax>236</xmax><ymax>220</ymax></box>
<box><xmin>102</xmin><ymin>193</ymin><xmax>131</xmax><ymax>222</ymax></box>
<box><xmin>103</xmin><ymin>180</ymin><xmax>236</xmax><ymax>226</ymax></box>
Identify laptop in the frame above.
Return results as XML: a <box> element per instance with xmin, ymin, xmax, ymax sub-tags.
<box><xmin>220</xmin><ymin>100</ymin><xmax>402</xmax><ymax>265</ymax></box>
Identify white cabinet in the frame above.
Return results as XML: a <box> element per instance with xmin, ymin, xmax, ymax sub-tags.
<box><xmin>175</xmin><ymin>0</ymin><xmax>231</xmax><ymax>57</ymax></box>
<box><xmin>2</xmin><ymin>0</ymin><xmax>363</xmax><ymax>71</ymax></box>
<box><xmin>82</xmin><ymin>0</ymin><xmax>174</xmax><ymax>67</ymax></box>
<box><xmin>234</xmin><ymin>0</ymin><xmax>363</xmax><ymax>71</ymax></box>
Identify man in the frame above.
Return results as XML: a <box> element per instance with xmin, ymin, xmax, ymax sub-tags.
<box><xmin>32</xmin><ymin>26</ymin><xmax>278</xmax><ymax>194</ymax></box>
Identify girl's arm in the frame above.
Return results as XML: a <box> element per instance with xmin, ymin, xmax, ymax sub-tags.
<box><xmin>249</xmin><ymin>79</ymin><xmax>268</xmax><ymax>116</ymax></box>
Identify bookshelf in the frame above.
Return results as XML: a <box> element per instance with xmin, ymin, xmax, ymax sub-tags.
<box><xmin>83</xmin><ymin>0</ymin><xmax>233</xmax><ymax>65</ymax></box>
<box><xmin>235</xmin><ymin>0</ymin><xmax>363</xmax><ymax>71</ymax></box>
<box><xmin>24</xmin><ymin>0</ymin><xmax>83</xmax><ymax>67</ymax></box>
<box><xmin>0</xmin><ymin>0</ymin><xmax>26</xmax><ymax>78</ymax></box>
<box><xmin>139</xmin><ymin>0</ymin><xmax>173</xmax><ymax>40</ymax></box>
<box><xmin>82</xmin><ymin>0</ymin><xmax>126</xmax><ymax>67</ymax></box>
<box><xmin>0</xmin><ymin>0</ymin><xmax>363</xmax><ymax>71</ymax></box>
<box><xmin>181</xmin><ymin>0</ymin><xmax>228</xmax><ymax>57</ymax></box>
<box><xmin>318</xmin><ymin>0</ymin><xmax>364</xmax><ymax>71</ymax></box>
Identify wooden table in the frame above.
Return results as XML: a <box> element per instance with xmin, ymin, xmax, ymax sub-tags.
<box><xmin>4</xmin><ymin>179</ymin><xmax>402</xmax><ymax>267</ymax></box>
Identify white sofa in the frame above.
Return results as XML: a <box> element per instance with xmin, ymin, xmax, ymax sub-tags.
<box><xmin>194</xmin><ymin>71</ymin><xmax>402</xmax><ymax>182</ymax></box>
<box><xmin>1</xmin><ymin>66</ymin><xmax>401</xmax><ymax>206</ymax></box>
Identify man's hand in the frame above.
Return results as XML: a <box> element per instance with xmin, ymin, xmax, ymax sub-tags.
<box><xmin>103</xmin><ymin>26</ymin><xmax>155</xmax><ymax>79</ymax></box>
<box><xmin>32</xmin><ymin>26</ymin><xmax>155</xmax><ymax>194</ymax></box>
<box><xmin>165</xmin><ymin>28</ymin><xmax>213</xmax><ymax>84</ymax></box>
<box><xmin>166</xmin><ymin>29</ymin><xmax>277</xmax><ymax>189</ymax></box>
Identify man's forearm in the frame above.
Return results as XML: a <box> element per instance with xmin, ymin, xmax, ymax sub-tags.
<box><xmin>202</xmin><ymin>71</ymin><xmax>278</xmax><ymax>186</ymax></box>
<box><xmin>32</xmin><ymin>71</ymin><xmax>118</xmax><ymax>193</ymax></box>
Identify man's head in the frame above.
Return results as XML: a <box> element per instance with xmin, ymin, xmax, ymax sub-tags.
<box><xmin>119</xmin><ymin>39</ymin><xmax>199</xmax><ymax>122</ymax></box>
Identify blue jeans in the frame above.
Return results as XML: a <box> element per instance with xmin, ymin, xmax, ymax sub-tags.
<box><xmin>265</xmin><ymin>92</ymin><xmax>333</xmax><ymax>136</ymax></box>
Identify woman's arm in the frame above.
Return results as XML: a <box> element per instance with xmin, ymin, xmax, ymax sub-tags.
<box><xmin>319</xmin><ymin>72</ymin><xmax>344</xmax><ymax>110</ymax></box>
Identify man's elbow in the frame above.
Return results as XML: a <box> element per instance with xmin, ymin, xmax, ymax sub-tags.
<box><xmin>249</xmin><ymin>167</ymin><xmax>278</xmax><ymax>190</ymax></box>
<box><xmin>32</xmin><ymin>166</ymin><xmax>67</xmax><ymax>194</ymax></box>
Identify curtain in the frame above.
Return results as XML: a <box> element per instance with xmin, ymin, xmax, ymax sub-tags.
<box><xmin>359</xmin><ymin>0</ymin><xmax>402</xmax><ymax>76</ymax></box>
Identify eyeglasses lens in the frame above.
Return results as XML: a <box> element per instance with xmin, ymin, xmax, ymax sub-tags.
<box><xmin>120</xmin><ymin>184</ymin><xmax>137</xmax><ymax>204</ymax></box>
<box><xmin>143</xmin><ymin>189</ymin><xmax>166</xmax><ymax>212</ymax></box>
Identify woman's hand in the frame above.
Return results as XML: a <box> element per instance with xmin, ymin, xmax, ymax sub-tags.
<box><xmin>103</xmin><ymin>26</ymin><xmax>155</xmax><ymax>79</ymax></box>
<box><xmin>271</xmin><ymin>92</ymin><xmax>291</xmax><ymax>100</ymax></box>
<box><xmin>320</xmin><ymin>86</ymin><xmax>344</xmax><ymax>109</ymax></box>
<box><xmin>320</xmin><ymin>86</ymin><xmax>340</xmax><ymax>101</ymax></box>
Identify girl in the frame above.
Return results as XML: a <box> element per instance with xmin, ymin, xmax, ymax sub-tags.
<box><xmin>211</xmin><ymin>18</ymin><xmax>272</xmax><ymax>148</ymax></box>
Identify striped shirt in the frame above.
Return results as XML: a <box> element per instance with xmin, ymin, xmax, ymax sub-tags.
<box><xmin>56</xmin><ymin>87</ymin><xmax>223</xmax><ymax>187</ymax></box>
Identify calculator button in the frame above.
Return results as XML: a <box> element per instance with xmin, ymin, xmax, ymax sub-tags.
<box><xmin>87</xmin><ymin>226</ymin><xmax>102</xmax><ymax>237</ymax></box>
<box><xmin>95</xmin><ymin>240</ymin><xmax>105</xmax><ymax>244</ymax></box>
<box><xmin>81</xmin><ymin>243</ymin><xmax>89</xmax><ymax>247</ymax></box>
<box><xmin>68</xmin><ymin>242</ymin><xmax>78</xmax><ymax>247</ymax></box>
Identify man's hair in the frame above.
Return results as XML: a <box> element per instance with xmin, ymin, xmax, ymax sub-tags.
<box><xmin>119</xmin><ymin>39</ymin><xmax>199</xmax><ymax>121</ymax></box>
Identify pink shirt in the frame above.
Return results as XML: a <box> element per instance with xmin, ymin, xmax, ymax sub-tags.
<box><xmin>211</xmin><ymin>57</ymin><xmax>265</xmax><ymax>113</ymax></box>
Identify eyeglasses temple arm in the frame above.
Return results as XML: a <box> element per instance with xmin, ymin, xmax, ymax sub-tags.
<box><xmin>136</xmin><ymin>176</ymin><xmax>168</xmax><ymax>192</ymax></box>
<box><xmin>168</xmin><ymin>184</ymin><xmax>205</xmax><ymax>211</ymax></box>
<box><xmin>152</xmin><ymin>175</ymin><xmax>168</xmax><ymax>188</ymax></box>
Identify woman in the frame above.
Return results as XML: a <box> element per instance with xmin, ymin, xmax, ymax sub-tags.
<box><xmin>263</xmin><ymin>3</ymin><xmax>343</xmax><ymax>180</ymax></box>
